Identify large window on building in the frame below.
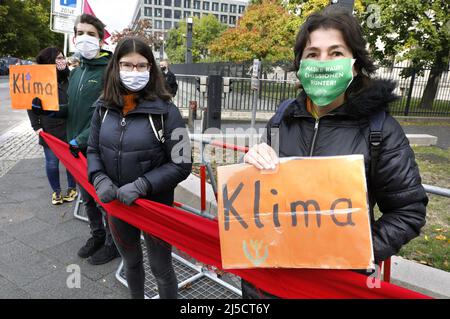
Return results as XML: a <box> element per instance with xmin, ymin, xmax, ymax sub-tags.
<box><xmin>230</xmin><ymin>4</ymin><xmax>236</xmax><ymax>13</ymax></box>
<box><xmin>220</xmin><ymin>15</ymin><xmax>227</xmax><ymax>23</ymax></box>
<box><xmin>154</xmin><ymin>20</ymin><xmax>162</xmax><ymax>29</ymax></box>
<box><xmin>164</xmin><ymin>9</ymin><xmax>172</xmax><ymax>18</ymax></box>
<box><xmin>212</xmin><ymin>2</ymin><xmax>219</xmax><ymax>11</ymax></box>
<box><xmin>144</xmin><ymin>0</ymin><xmax>152</xmax><ymax>4</ymax></box>
<box><xmin>221</xmin><ymin>3</ymin><xmax>228</xmax><ymax>12</ymax></box>
<box><xmin>164</xmin><ymin>0</ymin><xmax>172</xmax><ymax>6</ymax></box>
<box><xmin>174</xmin><ymin>0</ymin><xmax>181</xmax><ymax>7</ymax></box>
<box><xmin>238</xmin><ymin>5</ymin><xmax>245</xmax><ymax>14</ymax></box>
<box><xmin>229</xmin><ymin>15</ymin><xmax>236</xmax><ymax>25</ymax></box>
<box><xmin>203</xmin><ymin>1</ymin><xmax>210</xmax><ymax>10</ymax></box>
<box><xmin>144</xmin><ymin>7</ymin><xmax>152</xmax><ymax>16</ymax></box>
<box><xmin>174</xmin><ymin>10</ymin><xmax>181</xmax><ymax>19</ymax></box>
<box><xmin>164</xmin><ymin>21</ymin><xmax>172</xmax><ymax>29</ymax></box>
<box><xmin>193</xmin><ymin>0</ymin><xmax>201</xmax><ymax>10</ymax></box>
<box><xmin>155</xmin><ymin>8</ymin><xmax>162</xmax><ymax>17</ymax></box>
<box><xmin>193</xmin><ymin>12</ymin><xmax>200</xmax><ymax>17</ymax></box>
<box><xmin>184</xmin><ymin>0</ymin><xmax>191</xmax><ymax>8</ymax></box>
<box><xmin>183</xmin><ymin>11</ymin><xmax>191</xmax><ymax>18</ymax></box>
<box><xmin>154</xmin><ymin>0</ymin><xmax>161</xmax><ymax>5</ymax></box>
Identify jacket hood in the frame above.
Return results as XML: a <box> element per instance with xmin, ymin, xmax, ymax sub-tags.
<box><xmin>287</xmin><ymin>78</ymin><xmax>399</xmax><ymax>121</ymax></box>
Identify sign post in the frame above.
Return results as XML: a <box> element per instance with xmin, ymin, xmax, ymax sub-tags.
<box><xmin>50</xmin><ymin>0</ymin><xmax>84</xmax><ymax>55</ymax></box>
<box><xmin>250</xmin><ymin>59</ymin><xmax>261</xmax><ymax>137</ymax></box>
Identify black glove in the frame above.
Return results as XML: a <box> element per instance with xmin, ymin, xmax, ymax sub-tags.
<box><xmin>93</xmin><ymin>173</ymin><xmax>118</xmax><ymax>203</ymax></box>
<box><xmin>116</xmin><ymin>177</ymin><xmax>149</xmax><ymax>206</ymax></box>
<box><xmin>69</xmin><ymin>139</ymin><xmax>80</xmax><ymax>158</ymax></box>
<box><xmin>31</xmin><ymin>97</ymin><xmax>43</xmax><ymax>115</ymax></box>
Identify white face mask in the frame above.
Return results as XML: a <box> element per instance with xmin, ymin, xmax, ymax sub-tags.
<box><xmin>120</xmin><ymin>70</ymin><xmax>150</xmax><ymax>92</ymax></box>
<box><xmin>75</xmin><ymin>34</ymin><xmax>100</xmax><ymax>60</ymax></box>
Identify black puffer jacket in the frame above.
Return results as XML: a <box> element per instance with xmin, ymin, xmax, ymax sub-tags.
<box><xmin>27</xmin><ymin>81</ymin><xmax>69</xmax><ymax>147</ymax></box>
<box><xmin>242</xmin><ymin>79</ymin><xmax>428</xmax><ymax>298</ymax></box>
<box><xmin>87</xmin><ymin>97</ymin><xmax>192</xmax><ymax>206</ymax></box>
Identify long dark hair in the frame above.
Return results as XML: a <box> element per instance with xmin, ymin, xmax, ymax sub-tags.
<box><xmin>35</xmin><ymin>47</ymin><xmax>69</xmax><ymax>84</ymax></box>
<box><xmin>102</xmin><ymin>36</ymin><xmax>172</xmax><ymax>107</ymax></box>
<box><xmin>293</xmin><ymin>7</ymin><xmax>377</xmax><ymax>95</ymax></box>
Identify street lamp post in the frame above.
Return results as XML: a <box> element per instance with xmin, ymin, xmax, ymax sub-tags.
<box><xmin>159</xmin><ymin>35</ymin><xmax>164</xmax><ymax>60</ymax></box>
<box><xmin>186</xmin><ymin>18</ymin><xmax>193</xmax><ymax>64</ymax></box>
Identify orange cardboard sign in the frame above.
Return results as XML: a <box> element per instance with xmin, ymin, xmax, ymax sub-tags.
<box><xmin>9</xmin><ymin>65</ymin><xmax>59</xmax><ymax>111</ymax></box>
<box><xmin>217</xmin><ymin>155</ymin><xmax>374</xmax><ymax>270</ymax></box>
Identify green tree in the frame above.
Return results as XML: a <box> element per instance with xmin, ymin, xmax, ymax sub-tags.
<box><xmin>0</xmin><ymin>0</ymin><xmax>64</xmax><ymax>59</ymax></box>
<box><xmin>360</xmin><ymin>0</ymin><xmax>450</xmax><ymax>109</ymax></box>
<box><xmin>209</xmin><ymin>0</ymin><xmax>298</xmax><ymax>63</ymax></box>
<box><xmin>165</xmin><ymin>14</ymin><xmax>227</xmax><ymax>63</ymax></box>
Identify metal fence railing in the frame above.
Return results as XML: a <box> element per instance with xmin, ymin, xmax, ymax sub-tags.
<box><xmin>375</xmin><ymin>66</ymin><xmax>450</xmax><ymax>117</ymax></box>
<box><xmin>171</xmin><ymin>62</ymin><xmax>450</xmax><ymax>117</ymax></box>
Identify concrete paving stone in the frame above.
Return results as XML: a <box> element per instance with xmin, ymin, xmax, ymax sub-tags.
<box><xmin>0</xmin><ymin>275</ymin><xmax>31</xmax><ymax>299</ymax></box>
<box><xmin>71</xmin><ymin>275</ymin><xmax>121</xmax><ymax>299</ymax></box>
<box><xmin>22</xmin><ymin>268</ymin><xmax>104</xmax><ymax>299</ymax></box>
<box><xmin>0</xmin><ymin>230</ymin><xmax>14</xmax><ymax>245</ymax></box>
<box><xmin>0</xmin><ymin>217</ymin><xmax>51</xmax><ymax>239</ymax></box>
<box><xmin>0</xmin><ymin>240</ymin><xmax>36</xmax><ymax>263</ymax></box>
<box><xmin>78</xmin><ymin>257</ymin><xmax>123</xmax><ymax>282</ymax></box>
<box><xmin>33</xmin><ymin>202</ymin><xmax>77</xmax><ymax>226</ymax></box>
<box><xmin>0</xmin><ymin>202</ymin><xmax>36</xmax><ymax>227</ymax></box>
<box><xmin>41</xmin><ymin>236</ymin><xmax>90</xmax><ymax>266</ymax></box>
<box><xmin>96</xmin><ymin>272</ymin><xmax>130</xmax><ymax>299</ymax></box>
<box><xmin>19</xmin><ymin>226</ymin><xmax>81</xmax><ymax>252</ymax></box>
<box><xmin>53</xmin><ymin>218</ymin><xmax>91</xmax><ymax>239</ymax></box>
<box><xmin>0</xmin><ymin>252</ymin><xmax>63</xmax><ymax>287</ymax></box>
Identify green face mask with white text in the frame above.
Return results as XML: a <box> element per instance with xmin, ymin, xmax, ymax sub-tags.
<box><xmin>297</xmin><ymin>58</ymin><xmax>355</xmax><ymax>107</ymax></box>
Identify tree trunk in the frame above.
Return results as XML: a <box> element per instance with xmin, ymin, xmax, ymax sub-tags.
<box><xmin>419</xmin><ymin>55</ymin><xmax>448</xmax><ymax>110</ymax></box>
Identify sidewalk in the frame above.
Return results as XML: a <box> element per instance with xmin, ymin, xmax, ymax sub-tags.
<box><xmin>0</xmin><ymin>120</ymin><xmax>448</xmax><ymax>299</ymax></box>
<box><xmin>0</xmin><ymin>122</ymin><xmax>128</xmax><ymax>298</ymax></box>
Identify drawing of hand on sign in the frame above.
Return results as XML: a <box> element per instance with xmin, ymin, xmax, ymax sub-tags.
<box><xmin>243</xmin><ymin>239</ymin><xmax>269</xmax><ymax>266</ymax></box>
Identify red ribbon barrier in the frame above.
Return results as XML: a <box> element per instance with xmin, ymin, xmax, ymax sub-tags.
<box><xmin>41</xmin><ymin>132</ymin><xmax>431</xmax><ymax>299</ymax></box>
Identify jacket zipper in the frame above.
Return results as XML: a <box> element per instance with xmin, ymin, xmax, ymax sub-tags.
<box><xmin>309</xmin><ymin>118</ymin><xmax>320</xmax><ymax>156</ymax></box>
<box><xmin>117</xmin><ymin>117</ymin><xmax>126</xmax><ymax>185</ymax></box>
<box><xmin>76</xmin><ymin>68</ymin><xmax>87</xmax><ymax>93</ymax></box>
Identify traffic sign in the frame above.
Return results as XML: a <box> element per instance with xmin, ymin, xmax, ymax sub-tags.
<box><xmin>52</xmin><ymin>14</ymin><xmax>77</xmax><ymax>34</ymax></box>
<box><xmin>52</xmin><ymin>0</ymin><xmax>83</xmax><ymax>17</ymax></box>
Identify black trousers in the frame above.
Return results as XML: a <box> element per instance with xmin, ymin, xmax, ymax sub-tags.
<box><xmin>79</xmin><ymin>186</ymin><xmax>113</xmax><ymax>246</ymax></box>
<box><xmin>109</xmin><ymin>214</ymin><xmax>178</xmax><ymax>299</ymax></box>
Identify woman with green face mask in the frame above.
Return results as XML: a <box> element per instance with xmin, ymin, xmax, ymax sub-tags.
<box><xmin>242</xmin><ymin>7</ymin><xmax>428</xmax><ymax>299</ymax></box>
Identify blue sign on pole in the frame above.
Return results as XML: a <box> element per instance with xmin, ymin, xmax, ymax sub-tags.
<box><xmin>60</xmin><ymin>0</ymin><xmax>77</xmax><ymax>8</ymax></box>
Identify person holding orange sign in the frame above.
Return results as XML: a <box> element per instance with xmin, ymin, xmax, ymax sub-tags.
<box><xmin>26</xmin><ymin>47</ymin><xmax>77</xmax><ymax>205</ymax></box>
<box><xmin>242</xmin><ymin>7</ymin><xmax>428</xmax><ymax>298</ymax></box>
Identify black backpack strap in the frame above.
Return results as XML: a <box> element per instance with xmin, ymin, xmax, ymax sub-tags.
<box><xmin>149</xmin><ymin>113</ymin><xmax>165</xmax><ymax>144</ymax></box>
<box><xmin>268</xmin><ymin>98</ymin><xmax>295</xmax><ymax>147</ymax></box>
<box><xmin>368</xmin><ymin>110</ymin><xmax>386</xmax><ymax>200</ymax></box>
<box><xmin>271</xmin><ymin>99</ymin><xmax>296</xmax><ymax>128</ymax></box>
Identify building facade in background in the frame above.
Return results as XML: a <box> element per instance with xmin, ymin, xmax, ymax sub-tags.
<box><xmin>132</xmin><ymin>0</ymin><xmax>248</xmax><ymax>37</ymax></box>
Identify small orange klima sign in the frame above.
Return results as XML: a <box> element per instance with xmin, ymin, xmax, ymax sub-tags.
<box><xmin>9</xmin><ymin>65</ymin><xmax>59</xmax><ymax>111</ymax></box>
<box><xmin>217</xmin><ymin>155</ymin><xmax>374</xmax><ymax>270</ymax></box>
